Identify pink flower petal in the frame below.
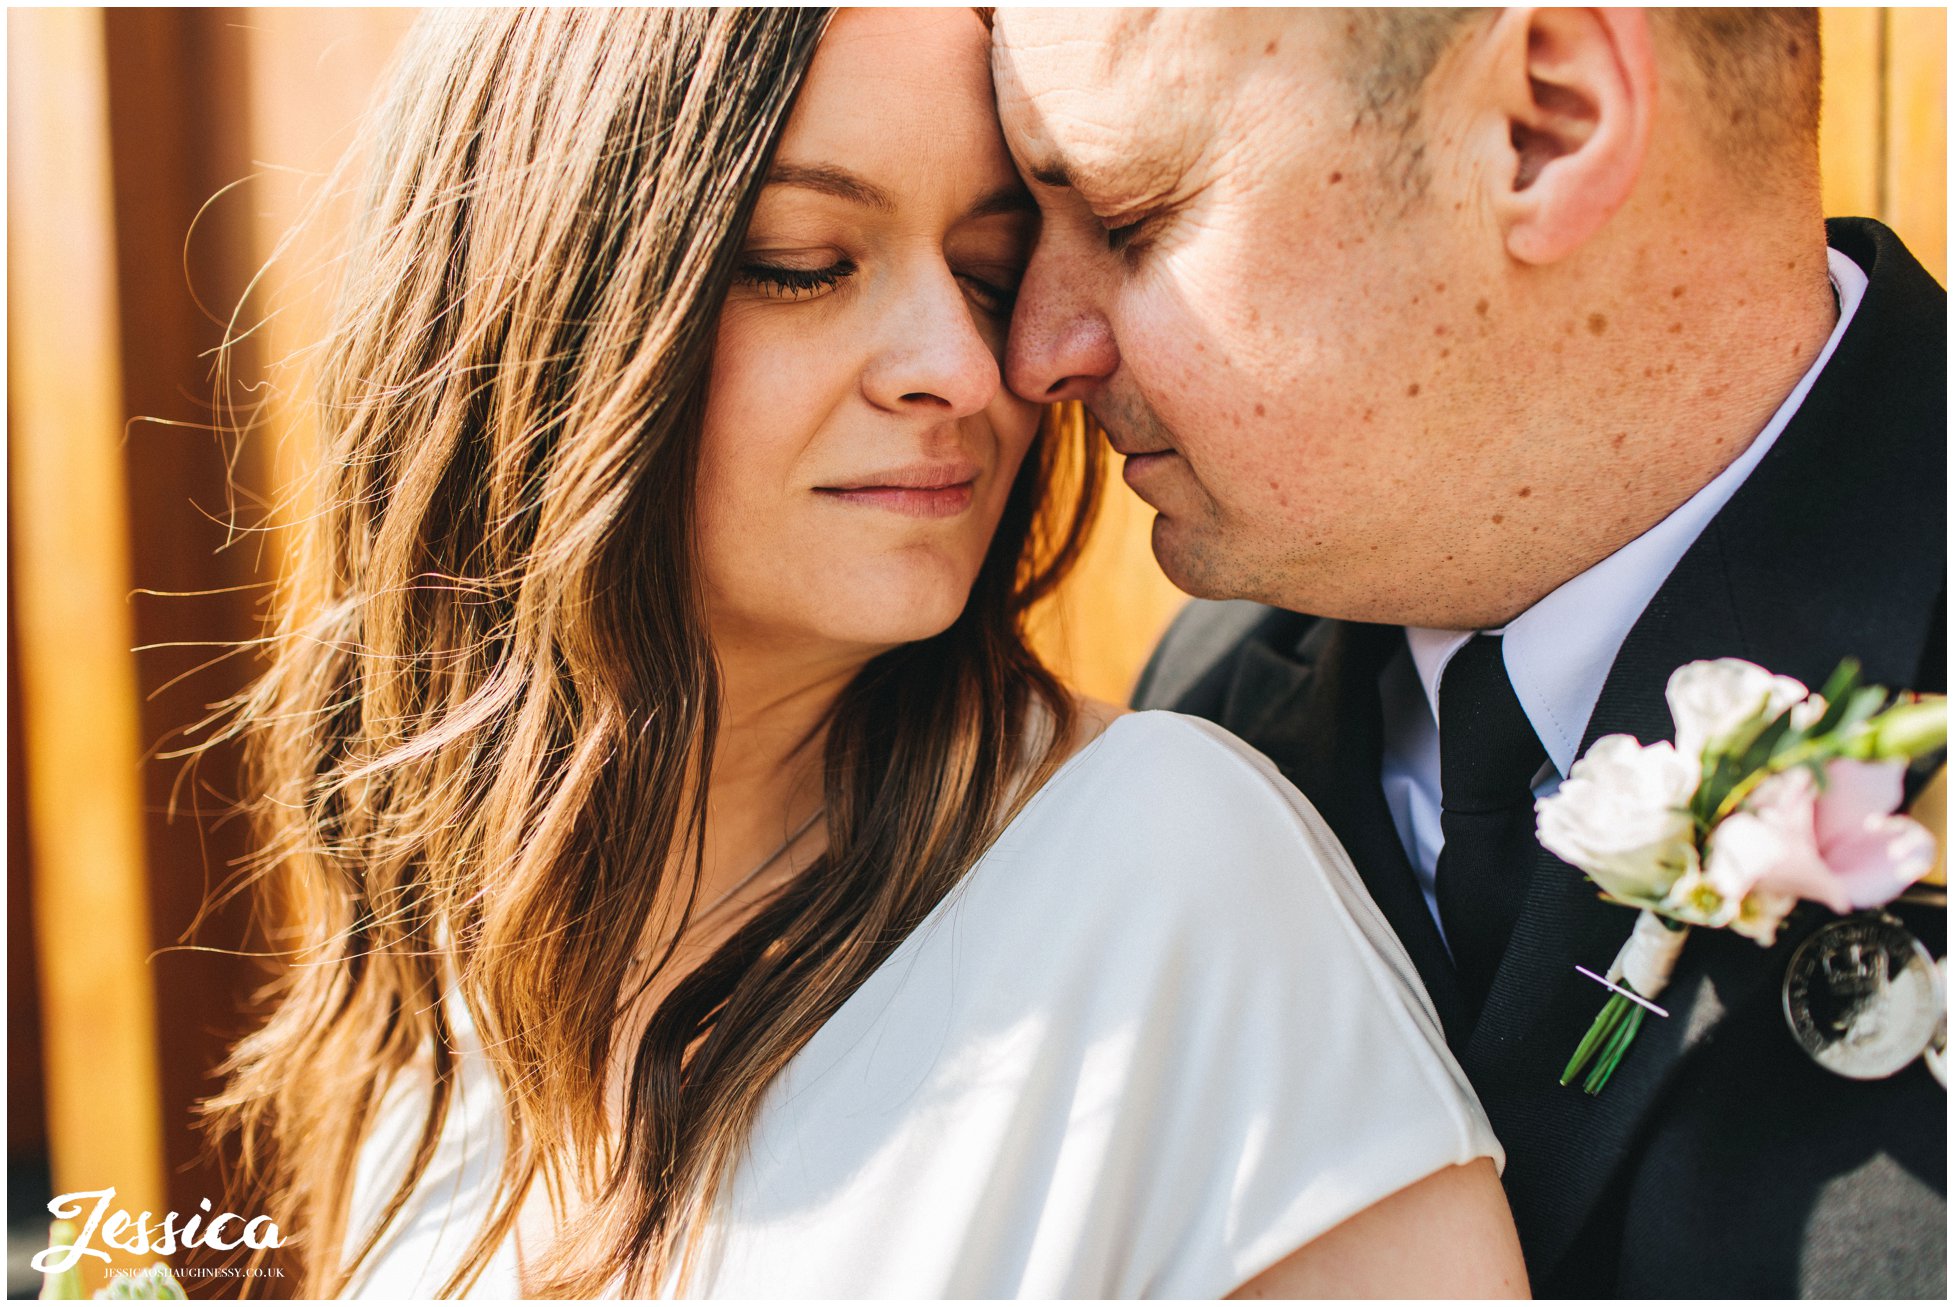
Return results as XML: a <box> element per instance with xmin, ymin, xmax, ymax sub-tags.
<box><xmin>1710</xmin><ymin>771</ymin><xmax>1854</xmax><ymax>913</ymax></box>
<box><xmin>1708</xmin><ymin>758</ymin><xmax>1933</xmax><ymax>920</ymax></box>
<box><xmin>1813</xmin><ymin>759</ymin><xmax>1907</xmax><ymax>851</ymax></box>
<box><xmin>1710</xmin><ymin>808</ymin><xmax>1851</xmax><ymax>914</ymax></box>
<box><xmin>1826</xmin><ymin>813</ymin><xmax>1938</xmax><ymax>908</ymax></box>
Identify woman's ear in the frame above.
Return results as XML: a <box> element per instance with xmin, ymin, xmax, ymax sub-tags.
<box><xmin>1484</xmin><ymin>7</ymin><xmax>1656</xmax><ymax>266</ymax></box>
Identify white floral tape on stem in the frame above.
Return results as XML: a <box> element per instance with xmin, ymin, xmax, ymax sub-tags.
<box><xmin>1606</xmin><ymin>909</ymin><xmax>1691</xmax><ymax>999</ymax></box>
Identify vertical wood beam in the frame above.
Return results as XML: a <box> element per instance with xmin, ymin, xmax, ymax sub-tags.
<box><xmin>1822</xmin><ymin>7</ymin><xmax>1886</xmax><ymax>220</ymax></box>
<box><xmin>6</xmin><ymin>4</ymin><xmax>166</xmax><ymax>1264</ymax></box>
<box><xmin>1884</xmin><ymin>7</ymin><xmax>1947</xmax><ymax>283</ymax></box>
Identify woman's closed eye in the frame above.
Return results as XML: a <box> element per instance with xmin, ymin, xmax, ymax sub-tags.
<box><xmin>739</xmin><ymin>255</ymin><xmax>1018</xmax><ymax>319</ymax></box>
<box><xmin>738</xmin><ymin>257</ymin><xmax>857</xmax><ymax>301</ymax></box>
<box><xmin>956</xmin><ymin>268</ymin><xmax>1019</xmax><ymax>318</ymax></box>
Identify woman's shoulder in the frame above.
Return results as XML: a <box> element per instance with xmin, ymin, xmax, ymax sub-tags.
<box><xmin>1041</xmin><ymin>700</ymin><xmax>1300</xmax><ymax>806</ymax></box>
<box><xmin>894</xmin><ymin>707</ymin><xmax>1497</xmax><ymax>1231</ymax></box>
<box><xmin>341</xmin><ymin>958</ymin><xmax>522</xmax><ymax>1298</ymax></box>
<box><xmin>974</xmin><ymin>706</ymin><xmax>1405</xmax><ymax>972</ymax></box>
<box><xmin>1017</xmin><ymin>707</ymin><xmax>1349</xmax><ymax>886</ymax></box>
<box><xmin>1063</xmin><ymin>702</ymin><xmax>1291</xmax><ymax>779</ymax></box>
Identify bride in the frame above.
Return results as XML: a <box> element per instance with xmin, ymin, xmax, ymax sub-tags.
<box><xmin>202</xmin><ymin>8</ymin><xmax>1526</xmax><ymax>1299</ymax></box>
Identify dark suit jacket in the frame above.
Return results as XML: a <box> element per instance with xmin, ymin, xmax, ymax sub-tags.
<box><xmin>1134</xmin><ymin>217</ymin><xmax>1946</xmax><ymax>1298</ymax></box>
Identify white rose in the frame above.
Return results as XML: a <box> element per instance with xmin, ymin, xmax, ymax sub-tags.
<box><xmin>1537</xmin><ymin>734</ymin><xmax>1700</xmax><ymax>903</ymax></box>
<box><xmin>1666</xmin><ymin>658</ymin><xmax>1813</xmax><ymax>762</ymax></box>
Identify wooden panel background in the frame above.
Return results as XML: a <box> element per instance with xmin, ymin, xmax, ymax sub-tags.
<box><xmin>8</xmin><ymin>4</ymin><xmax>167</xmax><ymax>1248</ymax></box>
<box><xmin>1821</xmin><ymin>7</ymin><xmax>1947</xmax><ymax>284</ymax></box>
<box><xmin>6</xmin><ymin>9</ymin><xmax>1945</xmax><ymax>1296</ymax></box>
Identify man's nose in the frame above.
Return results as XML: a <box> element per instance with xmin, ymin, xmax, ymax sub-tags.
<box><xmin>1005</xmin><ymin>242</ymin><xmax>1119</xmax><ymax>403</ymax></box>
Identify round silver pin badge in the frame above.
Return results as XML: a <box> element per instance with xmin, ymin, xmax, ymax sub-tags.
<box><xmin>1782</xmin><ymin>913</ymin><xmax>1944</xmax><ymax>1080</ymax></box>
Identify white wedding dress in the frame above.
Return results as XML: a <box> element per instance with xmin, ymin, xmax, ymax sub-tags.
<box><xmin>341</xmin><ymin>710</ymin><xmax>1501</xmax><ymax>1299</ymax></box>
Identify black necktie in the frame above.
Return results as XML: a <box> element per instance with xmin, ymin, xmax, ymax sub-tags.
<box><xmin>1434</xmin><ymin>634</ymin><xmax>1548</xmax><ymax>1020</ymax></box>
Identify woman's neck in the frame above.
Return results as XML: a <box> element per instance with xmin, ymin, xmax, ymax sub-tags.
<box><xmin>692</xmin><ymin>638</ymin><xmax>863</xmax><ymax>909</ymax></box>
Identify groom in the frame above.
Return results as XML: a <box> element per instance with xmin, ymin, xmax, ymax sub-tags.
<box><xmin>994</xmin><ymin>8</ymin><xmax>1944</xmax><ymax>1298</ymax></box>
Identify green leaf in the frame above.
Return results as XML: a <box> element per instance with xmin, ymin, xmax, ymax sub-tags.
<box><xmin>1808</xmin><ymin>658</ymin><xmax>1864</xmax><ymax>734</ymax></box>
<box><xmin>1740</xmin><ymin>702</ymin><xmax>1801</xmax><ymax>773</ymax></box>
<box><xmin>1836</xmin><ymin>685</ymin><xmax>1891</xmax><ymax>736</ymax></box>
<box><xmin>1694</xmin><ymin>749</ymin><xmax>1749</xmax><ymax>826</ymax></box>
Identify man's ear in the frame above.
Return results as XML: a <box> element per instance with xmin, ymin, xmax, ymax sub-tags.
<box><xmin>1485</xmin><ymin>7</ymin><xmax>1656</xmax><ymax>266</ymax></box>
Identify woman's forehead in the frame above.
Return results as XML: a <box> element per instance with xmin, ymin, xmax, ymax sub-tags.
<box><xmin>777</xmin><ymin>9</ymin><xmax>1018</xmax><ymax>206</ymax></box>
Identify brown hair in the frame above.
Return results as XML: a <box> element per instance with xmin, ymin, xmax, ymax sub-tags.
<box><xmin>196</xmin><ymin>7</ymin><xmax>1102</xmax><ymax>1297</ymax></box>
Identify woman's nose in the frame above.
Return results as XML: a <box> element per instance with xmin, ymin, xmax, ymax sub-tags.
<box><xmin>861</xmin><ymin>267</ymin><xmax>1001</xmax><ymax>419</ymax></box>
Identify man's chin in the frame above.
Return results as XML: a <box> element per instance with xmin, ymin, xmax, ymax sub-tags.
<box><xmin>1147</xmin><ymin>513</ymin><xmax>1239</xmax><ymax>601</ymax></box>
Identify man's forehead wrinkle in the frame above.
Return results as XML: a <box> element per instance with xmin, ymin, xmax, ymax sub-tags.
<box><xmin>1028</xmin><ymin>95</ymin><xmax>1183</xmax><ymax>206</ymax></box>
<box><xmin>991</xmin><ymin>29</ymin><xmax>1110</xmax><ymax>148</ymax></box>
<box><xmin>1096</xmin><ymin>8</ymin><xmax>1160</xmax><ymax>78</ymax></box>
<box><xmin>1203</xmin><ymin>40</ymin><xmax>1335</xmax><ymax>197</ymax></box>
<box><xmin>992</xmin><ymin>14</ymin><xmax>1213</xmax><ymax>210</ymax></box>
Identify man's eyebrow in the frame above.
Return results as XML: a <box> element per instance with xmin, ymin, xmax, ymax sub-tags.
<box><xmin>1027</xmin><ymin>161</ymin><xmax>1072</xmax><ymax>190</ymax></box>
<box><xmin>764</xmin><ymin>162</ymin><xmax>896</xmax><ymax>213</ymax></box>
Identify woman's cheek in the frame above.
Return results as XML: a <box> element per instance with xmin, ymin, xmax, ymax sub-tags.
<box><xmin>696</xmin><ymin>327</ymin><xmax>794</xmax><ymax>587</ymax></box>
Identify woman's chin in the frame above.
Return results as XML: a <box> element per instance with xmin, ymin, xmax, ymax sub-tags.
<box><xmin>825</xmin><ymin>603</ymin><xmax>969</xmax><ymax>651</ymax></box>
<box><xmin>710</xmin><ymin>568</ymin><xmax>983</xmax><ymax>663</ymax></box>
<box><xmin>802</xmin><ymin>577</ymin><xmax>977</xmax><ymax>652</ymax></box>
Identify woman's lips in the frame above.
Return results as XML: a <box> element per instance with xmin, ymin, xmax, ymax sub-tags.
<box><xmin>815</xmin><ymin>481</ymin><xmax>976</xmax><ymax>518</ymax></box>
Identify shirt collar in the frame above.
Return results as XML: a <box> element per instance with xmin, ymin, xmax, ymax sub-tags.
<box><xmin>1405</xmin><ymin>246</ymin><xmax>1870</xmax><ymax>775</ymax></box>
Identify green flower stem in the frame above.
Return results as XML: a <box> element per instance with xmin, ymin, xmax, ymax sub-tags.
<box><xmin>1584</xmin><ymin>1001</ymin><xmax>1647</xmax><ymax>1095</ymax></box>
<box><xmin>1561</xmin><ymin>993</ymin><xmax>1631</xmax><ymax>1086</ymax></box>
<box><xmin>1561</xmin><ymin>984</ymin><xmax>1654</xmax><ymax>1095</ymax></box>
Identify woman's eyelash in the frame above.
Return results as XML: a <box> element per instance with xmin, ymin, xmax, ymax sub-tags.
<box><xmin>958</xmin><ymin>273</ymin><xmax>1018</xmax><ymax>317</ymax></box>
<box><xmin>737</xmin><ymin>258</ymin><xmax>1017</xmax><ymax>316</ymax></box>
<box><xmin>738</xmin><ymin>258</ymin><xmax>856</xmax><ymax>299</ymax></box>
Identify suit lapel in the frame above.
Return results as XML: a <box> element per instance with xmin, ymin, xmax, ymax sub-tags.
<box><xmin>1224</xmin><ymin>618</ymin><xmax>1473</xmax><ymax>1046</ymax></box>
<box><xmin>1461</xmin><ymin>217</ymin><xmax>1947</xmax><ymax>1278</ymax></box>
<box><xmin>1459</xmin><ymin>543</ymin><xmax>1788</xmax><ymax>1275</ymax></box>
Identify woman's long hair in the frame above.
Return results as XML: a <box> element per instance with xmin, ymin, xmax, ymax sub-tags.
<box><xmin>197</xmin><ymin>8</ymin><xmax>1103</xmax><ymax>1298</ymax></box>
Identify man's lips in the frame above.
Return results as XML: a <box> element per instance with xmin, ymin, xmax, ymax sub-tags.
<box><xmin>1119</xmin><ymin>448</ymin><xmax>1180</xmax><ymax>495</ymax></box>
<box><xmin>1104</xmin><ymin>432</ymin><xmax>1174</xmax><ymax>459</ymax></box>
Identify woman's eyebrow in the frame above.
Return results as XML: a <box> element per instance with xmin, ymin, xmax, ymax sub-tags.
<box><xmin>765</xmin><ymin>162</ymin><xmax>896</xmax><ymax>213</ymax></box>
<box><xmin>763</xmin><ymin>163</ymin><xmax>1032</xmax><ymax>223</ymax></box>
